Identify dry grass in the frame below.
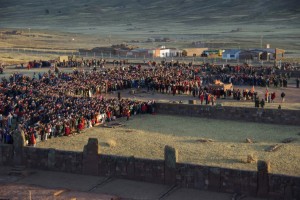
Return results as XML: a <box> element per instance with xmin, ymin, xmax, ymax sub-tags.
<box><xmin>0</xmin><ymin>28</ymin><xmax>123</xmax><ymax>64</ymax></box>
<box><xmin>37</xmin><ymin>114</ymin><xmax>300</xmax><ymax>176</ymax></box>
<box><xmin>100</xmin><ymin>139</ymin><xmax>117</xmax><ymax>148</ymax></box>
<box><xmin>0</xmin><ymin>52</ymin><xmax>58</xmax><ymax>64</ymax></box>
<box><xmin>1</xmin><ymin>28</ymin><xmax>300</xmax><ymax>65</ymax></box>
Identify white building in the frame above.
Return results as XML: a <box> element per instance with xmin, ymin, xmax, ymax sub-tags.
<box><xmin>154</xmin><ymin>46</ymin><xmax>182</xmax><ymax>58</ymax></box>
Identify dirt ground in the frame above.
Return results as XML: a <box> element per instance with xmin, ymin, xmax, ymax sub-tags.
<box><xmin>0</xmin><ymin>184</ymin><xmax>117</xmax><ymax>200</ymax></box>
<box><xmin>1</xmin><ymin>28</ymin><xmax>300</xmax><ymax>65</ymax></box>
<box><xmin>37</xmin><ymin>114</ymin><xmax>300</xmax><ymax>177</ymax></box>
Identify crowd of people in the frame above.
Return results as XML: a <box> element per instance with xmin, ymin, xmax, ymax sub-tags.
<box><xmin>0</xmin><ymin>70</ymin><xmax>155</xmax><ymax>146</ymax></box>
<box><xmin>0</xmin><ymin>59</ymin><xmax>299</xmax><ymax>146</ymax></box>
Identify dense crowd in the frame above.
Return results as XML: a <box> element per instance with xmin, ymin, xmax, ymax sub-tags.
<box><xmin>0</xmin><ymin>71</ymin><xmax>155</xmax><ymax>146</ymax></box>
<box><xmin>1</xmin><ymin>59</ymin><xmax>299</xmax><ymax>146</ymax></box>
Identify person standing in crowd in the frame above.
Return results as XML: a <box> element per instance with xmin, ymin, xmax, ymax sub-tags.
<box><xmin>7</xmin><ymin>112</ymin><xmax>12</xmax><ymax>128</ymax></box>
<box><xmin>267</xmin><ymin>93</ymin><xmax>271</xmax><ymax>103</ymax></box>
<box><xmin>0</xmin><ymin>114</ymin><xmax>2</xmax><ymax>128</ymax></box>
<box><xmin>280</xmin><ymin>92</ymin><xmax>285</xmax><ymax>103</ymax></box>
<box><xmin>255</xmin><ymin>96</ymin><xmax>260</xmax><ymax>108</ymax></box>
<box><xmin>211</xmin><ymin>95</ymin><xmax>216</xmax><ymax>106</ymax></box>
<box><xmin>199</xmin><ymin>92</ymin><xmax>204</xmax><ymax>105</ymax></box>
<box><xmin>260</xmin><ymin>98</ymin><xmax>265</xmax><ymax>108</ymax></box>
<box><xmin>281</xmin><ymin>92</ymin><xmax>286</xmax><ymax>103</ymax></box>
<box><xmin>126</xmin><ymin>108</ymin><xmax>130</xmax><ymax>121</ymax></box>
<box><xmin>297</xmin><ymin>78</ymin><xmax>299</xmax><ymax>88</ymax></box>
<box><xmin>30</xmin><ymin>133</ymin><xmax>36</xmax><ymax>147</ymax></box>
<box><xmin>271</xmin><ymin>92</ymin><xmax>276</xmax><ymax>103</ymax></box>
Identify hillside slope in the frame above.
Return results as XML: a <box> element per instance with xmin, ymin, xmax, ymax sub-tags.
<box><xmin>0</xmin><ymin>0</ymin><xmax>299</xmax><ymax>29</ymax></box>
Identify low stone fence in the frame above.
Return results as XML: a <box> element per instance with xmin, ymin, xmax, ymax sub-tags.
<box><xmin>0</xmin><ymin>144</ymin><xmax>13</xmax><ymax>165</ymax></box>
<box><xmin>276</xmin><ymin>70</ymin><xmax>300</xmax><ymax>78</ymax></box>
<box><xmin>155</xmin><ymin>103</ymin><xmax>300</xmax><ymax>126</ymax></box>
<box><xmin>1</xmin><ymin>138</ymin><xmax>299</xmax><ymax>199</ymax></box>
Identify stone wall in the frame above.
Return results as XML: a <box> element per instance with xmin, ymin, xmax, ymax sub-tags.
<box><xmin>0</xmin><ymin>144</ymin><xmax>13</xmax><ymax>166</ymax></box>
<box><xmin>21</xmin><ymin>147</ymin><xmax>83</xmax><ymax>174</ymax></box>
<box><xmin>1</xmin><ymin>141</ymin><xmax>299</xmax><ymax>199</ymax></box>
<box><xmin>175</xmin><ymin>164</ymin><xmax>258</xmax><ymax>195</ymax></box>
<box><xmin>99</xmin><ymin>155</ymin><xmax>165</xmax><ymax>184</ymax></box>
<box><xmin>155</xmin><ymin>103</ymin><xmax>300</xmax><ymax>126</ymax></box>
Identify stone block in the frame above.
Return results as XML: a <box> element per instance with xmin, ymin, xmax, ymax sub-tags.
<box><xmin>220</xmin><ymin>169</ymin><xmax>242</xmax><ymax>193</ymax></box>
<box><xmin>194</xmin><ymin>166</ymin><xmax>209</xmax><ymax>190</ymax></box>
<box><xmin>64</xmin><ymin>154</ymin><xmax>74</xmax><ymax>173</ymax></box>
<box><xmin>99</xmin><ymin>155</ymin><xmax>118</xmax><ymax>176</ymax></box>
<box><xmin>146</xmin><ymin>161</ymin><xmax>165</xmax><ymax>184</ymax></box>
<box><xmin>126</xmin><ymin>156</ymin><xmax>135</xmax><ymax>179</ymax></box>
<box><xmin>268</xmin><ymin>174</ymin><xmax>286</xmax><ymax>199</ymax></box>
<box><xmin>83</xmin><ymin>138</ymin><xmax>101</xmax><ymax>155</ymax></box>
<box><xmin>257</xmin><ymin>160</ymin><xmax>270</xmax><ymax>173</ymax></box>
<box><xmin>134</xmin><ymin>159</ymin><xmax>146</xmax><ymax>181</ymax></box>
<box><xmin>176</xmin><ymin>164</ymin><xmax>195</xmax><ymax>188</ymax></box>
<box><xmin>164</xmin><ymin>145</ymin><xmax>178</xmax><ymax>185</ymax></box>
<box><xmin>48</xmin><ymin>148</ymin><xmax>56</xmax><ymax>170</ymax></box>
<box><xmin>208</xmin><ymin>167</ymin><xmax>221</xmax><ymax>191</ymax></box>
<box><xmin>165</xmin><ymin>167</ymin><xmax>176</xmax><ymax>185</ymax></box>
<box><xmin>284</xmin><ymin>184</ymin><xmax>293</xmax><ymax>200</ymax></box>
<box><xmin>115</xmin><ymin>158</ymin><xmax>128</xmax><ymax>177</ymax></box>
<box><xmin>98</xmin><ymin>155</ymin><xmax>110</xmax><ymax>176</ymax></box>
<box><xmin>164</xmin><ymin>145</ymin><xmax>178</xmax><ymax>169</ymax></box>
<box><xmin>240</xmin><ymin>171</ymin><xmax>257</xmax><ymax>196</ymax></box>
<box><xmin>71</xmin><ymin>152</ymin><xmax>83</xmax><ymax>174</ymax></box>
<box><xmin>82</xmin><ymin>138</ymin><xmax>100</xmax><ymax>176</ymax></box>
<box><xmin>291</xmin><ymin>185</ymin><xmax>300</xmax><ymax>199</ymax></box>
<box><xmin>257</xmin><ymin>160</ymin><xmax>271</xmax><ymax>198</ymax></box>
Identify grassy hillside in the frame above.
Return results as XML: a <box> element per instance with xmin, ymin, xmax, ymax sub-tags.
<box><xmin>0</xmin><ymin>0</ymin><xmax>299</xmax><ymax>54</ymax></box>
<box><xmin>0</xmin><ymin>0</ymin><xmax>299</xmax><ymax>29</ymax></box>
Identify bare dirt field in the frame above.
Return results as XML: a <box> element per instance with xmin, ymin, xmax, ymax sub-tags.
<box><xmin>37</xmin><ymin>114</ymin><xmax>300</xmax><ymax>177</ymax></box>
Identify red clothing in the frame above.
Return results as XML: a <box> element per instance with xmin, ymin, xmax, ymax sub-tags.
<box><xmin>78</xmin><ymin>123</ymin><xmax>84</xmax><ymax>131</ymax></box>
<box><xmin>271</xmin><ymin>93</ymin><xmax>276</xmax><ymax>101</ymax></box>
<box><xmin>30</xmin><ymin>134</ymin><xmax>36</xmax><ymax>145</ymax></box>
<box><xmin>200</xmin><ymin>94</ymin><xmax>204</xmax><ymax>103</ymax></box>
<box><xmin>106</xmin><ymin>111</ymin><xmax>111</xmax><ymax>119</ymax></box>
<box><xmin>65</xmin><ymin>126</ymin><xmax>70</xmax><ymax>136</ymax></box>
<box><xmin>141</xmin><ymin>104</ymin><xmax>147</xmax><ymax>112</ymax></box>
